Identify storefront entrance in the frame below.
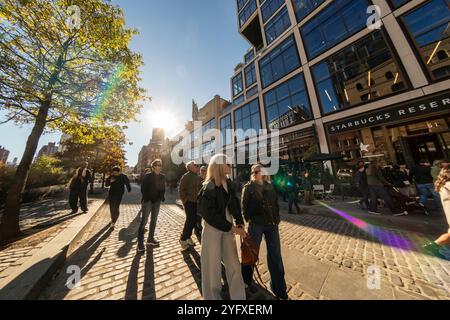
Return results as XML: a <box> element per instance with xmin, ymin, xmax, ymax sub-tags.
<box><xmin>405</xmin><ymin>133</ymin><xmax>446</xmax><ymax>165</ymax></box>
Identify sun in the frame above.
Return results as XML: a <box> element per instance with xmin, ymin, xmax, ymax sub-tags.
<box><xmin>147</xmin><ymin>109</ymin><xmax>177</xmax><ymax>133</ymax></box>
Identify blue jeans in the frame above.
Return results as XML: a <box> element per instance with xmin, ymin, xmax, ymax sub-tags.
<box><xmin>138</xmin><ymin>201</ymin><xmax>161</xmax><ymax>245</ymax></box>
<box><xmin>417</xmin><ymin>183</ymin><xmax>441</xmax><ymax>209</ymax></box>
<box><xmin>241</xmin><ymin>223</ymin><xmax>288</xmax><ymax>299</ymax></box>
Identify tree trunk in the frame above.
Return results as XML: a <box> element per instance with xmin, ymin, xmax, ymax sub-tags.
<box><xmin>0</xmin><ymin>101</ymin><xmax>50</xmax><ymax>241</ymax></box>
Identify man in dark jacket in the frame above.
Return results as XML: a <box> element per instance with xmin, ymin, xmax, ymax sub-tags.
<box><xmin>240</xmin><ymin>165</ymin><xmax>288</xmax><ymax>300</ymax></box>
<box><xmin>179</xmin><ymin>161</ymin><xmax>203</xmax><ymax>250</ymax></box>
<box><xmin>354</xmin><ymin>164</ymin><xmax>369</xmax><ymax>209</ymax></box>
<box><xmin>411</xmin><ymin>160</ymin><xmax>441</xmax><ymax>209</ymax></box>
<box><xmin>137</xmin><ymin>159</ymin><xmax>166</xmax><ymax>253</ymax></box>
<box><xmin>106</xmin><ymin>166</ymin><xmax>131</xmax><ymax>230</ymax></box>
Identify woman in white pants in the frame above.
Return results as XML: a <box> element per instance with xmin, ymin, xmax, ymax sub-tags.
<box><xmin>198</xmin><ymin>154</ymin><xmax>247</xmax><ymax>300</ymax></box>
<box><xmin>423</xmin><ymin>168</ymin><xmax>450</xmax><ymax>260</ymax></box>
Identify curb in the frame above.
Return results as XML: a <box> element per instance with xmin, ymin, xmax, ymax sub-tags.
<box><xmin>0</xmin><ymin>199</ymin><xmax>107</xmax><ymax>300</ymax></box>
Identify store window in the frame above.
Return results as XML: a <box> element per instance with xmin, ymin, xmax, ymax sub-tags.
<box><xmin>402</xmin><ymin>0</ymin><xmax>450</xmax><ymax>81</ymax></box>
<box><xmin>312</xmin><ymin>30</ymin><xmax>408</xmax><ymax>115</ymax></box>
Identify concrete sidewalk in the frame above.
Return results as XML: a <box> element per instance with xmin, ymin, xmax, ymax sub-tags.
<box><xmin>0</xmin><ymin>193</ymin><xmax>107</xmax><ymax>300</ymax></box>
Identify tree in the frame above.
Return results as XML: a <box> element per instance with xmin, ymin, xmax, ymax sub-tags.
<box><xmin>0</xmin><ymin>0</ymin><xmax>147</xmax><ymax>240</ymax></box>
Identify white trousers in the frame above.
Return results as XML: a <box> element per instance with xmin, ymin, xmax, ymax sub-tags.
<box><xmin>201</xmin><ymin>222</ymin><xmax>245</xmax><ymax>300</ymax></box>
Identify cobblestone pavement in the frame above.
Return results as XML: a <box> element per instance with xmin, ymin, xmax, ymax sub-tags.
<box><xmin>0</xmin><ymin>192</ymin><xmax>105</xmax><ymax>282</ymax></box>
<box><xmin>39</xmin><ymin>188</ymin><xmax>449</xmax><ymax>300</ymax></box>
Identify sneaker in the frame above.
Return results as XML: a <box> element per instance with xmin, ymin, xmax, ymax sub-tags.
<box><xmin>393</xmin><ymin>211</ymin><xmax>408</xmax><ymax>217</ymax></box>
<box><xmin>368</xmin><ymin>211</ymin><xmax>381</xmax><ymax>215</ymax></box>
<box><xmin>180</xmin><ymin>240</ymin><xmax>190</xmax><ymax>251</ymax></box>
<box><xmin>146</xmin><ymin>239</ymin><xmax>160</xmax><ymax>247</ymax></box>
<box><xmin>187</xmin><ymin>238</ymin><xmax>195</xmax><ymax>246</ymax></box>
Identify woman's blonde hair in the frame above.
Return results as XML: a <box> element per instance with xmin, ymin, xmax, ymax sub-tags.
<box><xmin>435</xmin><ymin>167</ymin><xmax>450</xmax><ymax>192</ymax></box>
<box><xmin>204</xmin><ymin>154</ymin><xmax>231</xmax><ymax>187</ymax></box>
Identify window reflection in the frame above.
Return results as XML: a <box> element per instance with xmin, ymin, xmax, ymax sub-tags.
<box><xmin>312</xmin><ymin>31</ymin><xmax>408</xmax><ymax>114</ymax></box>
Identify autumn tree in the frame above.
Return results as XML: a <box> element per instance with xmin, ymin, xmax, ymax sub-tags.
<box><xmin>0</xmin><ymin>0</ymin><xmax>147</xmax><ymax>240</ymax></box>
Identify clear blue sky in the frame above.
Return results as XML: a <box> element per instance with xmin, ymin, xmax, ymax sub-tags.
<box><xmin>0</xmin><ymin>0</ymin><xmax>248</xmax><ymax>166</ymax></box>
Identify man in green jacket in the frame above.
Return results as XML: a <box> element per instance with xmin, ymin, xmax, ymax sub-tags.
<box><xmin>179</xmin><ymin>161</ymin><xmax>203</xmax><ymax>250</ymax></box>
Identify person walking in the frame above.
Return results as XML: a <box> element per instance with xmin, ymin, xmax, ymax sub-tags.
<box><xmin>195</xmin><ymin>165</ymin><xmax>208</xmax><ymax>242</ymax></box>
<box><xmin>286</xmin><ymin>172</ymin><xmax>300</xmax><ymax>214</ymax></box>
<box><xmin>391</xmin><ymin>164</ymin><xmax>413</xmax><ymax>198</ymax></box>
<box><xmin>105</xmin><ymin>166</ymin><xmax>132</xmax><ymax>230</ymax></box>
<box><xmin>411</xmin><ymin>160</ymin><xmax>442</xmax><ymax>210</ymax></box>
<box><xmin>354</xmin><ymin>164</ymin><xmax>369</xmax><ymax>209</ymax></box>
<box><xmin>137</xmin><ymin>159</ymin><xmax>166</xmax><ymax>253</ymax></box>
<box><xmin>366</xmin><ymin>161</ymin><xmax>408</xmax><ymax>216</ymax></box>
<box><xmin>423</xmin><ymin>168</ymin><xmax>450</xmax><ymax>259</ymax></box>
<box><xmin>179</xmin><ymin>161</ymin><xmax>203</xmax><ymax>250</ymax></box>
<box><xmin>68</xmin><ymin>162</ymin><xmax>92</xmax><ymax>214</ymax></box>
<box><xmin>241</xmin><ymin>165</ymin><xmax>289</xmax><ymax>300</ymax></box>
<box><xmin>302</xmin><ymin>171</ymin><xmax>314</xmax><ymax>206</ymax></box>
<box><xmin>198</xmin><ymin>154</ymin><xmax>247</xmax><ymax>300</ymax></box>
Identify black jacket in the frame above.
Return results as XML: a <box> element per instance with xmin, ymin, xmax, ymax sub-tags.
<box><xmin>141</xmin><ymin>172</ymin><xmax>166</xmax><ymax>203</ymax></box>
<box><xmin>391</xmin><ymin>168</ymin><xmax>410</xmax><ymax>188</ymax></box>
<box><xmin>106</xmin><ymin>174</ymin><xmax>131</xmax><ymax>198</ymax></box>
<box><xmin>198</xmin><ymin>179</ymin><xmax>244</xmax><ymax>232</ymax></box>
<box><xmin>241</xmin><ymin>181</ymin><xmax>280</xmax><ymax>225</ymax></box>
<box><xmin>410</xmin><ymin>165</ymin><xmax>433</xmax><ymax>184</ymax></box>
<box><xmin>354</xmin><ymin>171</ymin><xmax>368</xmax><ymax>189</ymax></box>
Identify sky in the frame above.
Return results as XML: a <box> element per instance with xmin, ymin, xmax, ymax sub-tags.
<box><xmin>0</xmin><ymin>0</ymin><xmax>248</xmax><ymax>166</ymax></box>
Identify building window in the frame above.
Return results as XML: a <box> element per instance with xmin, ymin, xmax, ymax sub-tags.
<box><xmin>234</xmin><ymin>99</ymin><xmax>261</xmax><ymax>142</ymax></box>
<box><xmin>389</xmin><ymin>0</ymin><xmax>411</xmax><ymax>8</ymax></box>
<box><xmin>239</xmin><ymin>0</ymin><xmax>257</xmax><ymax>27</ymax></box>
<box><xmin>259</xmin><ymin>35</ymin><xmax>301</xmax><ymax>88</ymax></box>
<box><xmin>265</xmin><ymin>6</ymin><xmax>291</xmax><ymax>45</ymax></box>
<box><xmin>264</xmin><ymin>74</ymin><xmax>312</xmax><ymax>130</ymax></box>
<box><xmin>246</xmin><ymin>85</ymin><xmax>259</xmax><ymax>99</ymax></box>
<box><xmin>312</xmin><ymin>30</ymin><xmax>408</xmax><ymax>115</ymax></box>
<box><xmin>221</xmin><ymin>115</ymin><xmax>232</xmax><ymax>146</ymax></box>
<box><xmin>232</xmin><ymin>73</ymin><xmax>244</xmax><ymax>97</ymax></box>
<box><xmin>292</xmin><ymin>0</ymin><xmax>326</xmax><ymax>22</ymax></box>
<box><xmin>202</xmin><ymin>118</ymin><xmax>216</xmax><ymax>134</ymax></box>
<box><xmin>233</xmin><ymin>94</ymin><xmax>245</xmax><ymax>106</ymax></box>
<box><xmin>244</xmin><ymin>50</ymin><xmax>255</xmax><ymax>64</ymax></box>
<box><xmin>261</xmin><ymin>0</ymin><xmax>285</xmax><ymax>22</ymax></box>
<box><xmin>301</xmin><ymin>0</ymin><xmax>370</xmax><ymax>60</ymax></box>
<box><xmin>245</xmin><ymin>63</ymin><xmax>257</xmax><ymax>88</ymax></box>
<box><xmin>402</xmin><ymin>0</ymin><xmax>450</xmax><ymax>81</ymax></box>
<box><xmin>237</xmin><ymin>0</ymin><xmax>250</xmax><ymax>12</ymax></box>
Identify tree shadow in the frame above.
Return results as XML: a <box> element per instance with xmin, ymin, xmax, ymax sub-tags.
<box><xmin>47</xmin><ymin>225</ymin><xmax>112</xmax><ymax>300</ymax></box>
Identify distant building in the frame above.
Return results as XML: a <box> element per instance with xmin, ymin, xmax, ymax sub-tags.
<box><xmin>136</xmin><ymin>129</ymin><xmax>171</xmax><ymax>177</ymax></box>
<box><xmin>0</xmin><ymin>146</ymin><xmax>10</xmax><ymax>165</ymax></box>
<box><xmin>58</xmin><ymin>134</ymin><xmax>71</xmax><ymax>153</ymax></box>
<box><xmin>37</xmin><ymin>142</ymin><xmax>58</xmax><ymax>159</ymax></box>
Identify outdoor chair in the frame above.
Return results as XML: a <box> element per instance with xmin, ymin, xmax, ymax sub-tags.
<box><xmin>313</xmin><ymin>185</ymin><xmax>325</xmax><ymax>200</ymax></box>
<box><xmin>323</xmin><ymin>184</ymin><xmax>335</xmax><ymax>201</ymax></box>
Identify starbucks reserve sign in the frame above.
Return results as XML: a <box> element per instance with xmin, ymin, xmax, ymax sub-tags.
<box><xmin>326</xmin><ymin>92</ymin><xmax>450</xmax><ymax>134</ymax></box>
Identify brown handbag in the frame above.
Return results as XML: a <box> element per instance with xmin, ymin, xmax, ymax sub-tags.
<box><xmin>241</xmin><ymin>236</ymin><xmax>267</xmax><ymax>289</ymax></box>
<box><xmin>241</xmin><ymin>236</ymin><xmax>260</xmax><ymax>266</ymax></box>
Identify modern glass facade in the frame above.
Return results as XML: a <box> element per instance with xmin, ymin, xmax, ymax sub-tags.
<box><xmin>259</xmin><ymin>35</ymin><xmax>301</xmax><ymax>88</ymax></box>
<box><xmin>230</xmin><ymin>0</ymin><xmax>450</xmax><ymax>173</ymax></box>
<box><xmin>401</xmin><ymin>0</ymin><xmax>450</xmax><ymax>81</ymax></box>
<box><xmin>301</xmin><ymin>0</ymin><xmax>369</xmax><ymax>59</ymax></box>
<box><xmin>220</xmin><ymin>115</ymin><xmax>233</xmax><ymax>146</ymax></box>
<box><xmin>264</xmin><ymin>73</ymin><xmax>312</xmax><ymax>130</ymax></box>
<box><xmin>239</xmin><ymin>0</ymin><xmax>257</xmax><ymax>27</ymax></box>
<box><xmin>312</xmin><ymin>31</ymin><xmax>408</xmax><ymax>114</ymax></box>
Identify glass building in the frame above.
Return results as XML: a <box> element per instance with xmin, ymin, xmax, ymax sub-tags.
<box><xmin>222</xmin><ymin>0</ymin><xmax>450</xmax><ymax>174</ymax></box>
